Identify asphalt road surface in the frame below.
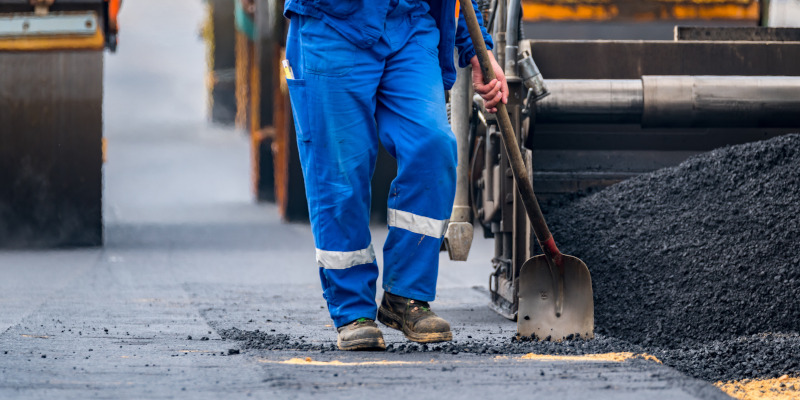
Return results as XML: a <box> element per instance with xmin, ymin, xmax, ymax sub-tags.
<box><xmin>0</xmin><ymin>1</ymin><xmax>731</xmax><ymax>398</ymax></box>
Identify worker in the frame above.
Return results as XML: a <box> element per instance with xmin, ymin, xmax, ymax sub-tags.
<box><xmin>283</xmin><ymin>0</ymin><xmax>508</xmax><ymax>350</ymax></box>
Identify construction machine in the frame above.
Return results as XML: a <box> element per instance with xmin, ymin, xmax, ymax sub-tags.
<box><xmin>444</xmin><ymin>0</ymin><xmax>800</xmax><ymax>335</ymax></box>
<box><xmin>0</xmin><ymin>0</ymin><xmax>120</xmax><ymax>247</ymax></box>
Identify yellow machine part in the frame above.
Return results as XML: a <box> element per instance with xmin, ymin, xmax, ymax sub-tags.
<box><xmin>521</xmin><ymin>0</ymin><xmax>760</xmax><ymax>21</ymax></box>
<box><xmin>0</xmin><ymin>26</ymin><xmax>104</xmax><ymax>51</ymax></box>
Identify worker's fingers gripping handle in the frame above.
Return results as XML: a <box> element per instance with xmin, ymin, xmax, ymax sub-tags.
<box><xmin>458</xmin><ymin>0</ymin><xmax>563</xmax><ymax>268</ymax></box>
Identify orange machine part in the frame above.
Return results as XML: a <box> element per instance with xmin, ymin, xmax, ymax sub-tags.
<box><xmin>106</xmin><ymin>0</ymin><xmax>121</xmax><ymax>32</ymax></box>
<box><xmin>520</xmin><ymin>0</ymin><xmax>759</xmax><ymax>22</ymax></box>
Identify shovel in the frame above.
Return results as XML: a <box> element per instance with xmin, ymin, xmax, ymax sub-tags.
<box><xmin>458</xmin><ymin>0</ymin><xmax>594</xmax><ymax>341</ymax></box>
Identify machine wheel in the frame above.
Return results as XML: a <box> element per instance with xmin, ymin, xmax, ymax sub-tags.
<box><xmin>0</xmin><ymin>51</ymin><xmax>104</xmax><ymax>247</ymax></box>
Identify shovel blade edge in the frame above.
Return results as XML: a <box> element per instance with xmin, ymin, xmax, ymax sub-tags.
<box><xmin>517</xmin><ymin>254</ymin><xmax>594</xmax><ymax>341</ymax></box>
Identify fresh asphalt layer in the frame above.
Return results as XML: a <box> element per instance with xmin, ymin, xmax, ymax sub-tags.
<box><xmin>0</xmin><ymin>225</ymin><xmax>727</xmax><ymax>399</ymax></box>
<box><xmin>0</xmin><ymin>0</ymin><xmax>731</xmax><ymax>398</ymax></box>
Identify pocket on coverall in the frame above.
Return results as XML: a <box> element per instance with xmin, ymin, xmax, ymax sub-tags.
<box><xmin>300</xmin><ymin>17</ymin><xmax>355</xmax><ymax>77</ymax></box>
<box><xmin>286</xmin><ymin>78</ymin><xmax>311</xmax><ymax>142</ymax></box>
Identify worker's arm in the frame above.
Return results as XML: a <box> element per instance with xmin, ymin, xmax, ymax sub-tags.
<box><xmin>454</xmin><ymin>0</ymin><xmax>507</xmax><ymax>113</ymax></box>
<box><xmin>454</xmin><ymin>0</ymin><xmax>492</xmax><ymax>68</ymax></box>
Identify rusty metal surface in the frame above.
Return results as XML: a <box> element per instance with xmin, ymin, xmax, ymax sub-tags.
<box><xmin>0</xmin><ymin>50</ymin><xmax>103</xmax><ymax>247</ymax></box>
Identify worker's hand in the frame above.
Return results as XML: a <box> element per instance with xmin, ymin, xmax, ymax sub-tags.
<box><xmin>470</xmin><ymin>51</ymin><xmax>508</xmax><ymax>113</ymax></box>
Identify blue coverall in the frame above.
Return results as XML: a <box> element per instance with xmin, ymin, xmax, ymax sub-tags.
<box><xmin>284</xmin><ymin>0</ymin><xmax>493</xmax><ymax>328</ymax></box>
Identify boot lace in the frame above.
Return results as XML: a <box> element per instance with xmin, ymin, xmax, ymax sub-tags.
<box><xmin>409</xmin><ymin>299</ymin><xmax>431</xmax><ymax>313</ymax></box>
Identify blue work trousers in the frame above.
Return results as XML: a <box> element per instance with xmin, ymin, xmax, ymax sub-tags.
<box><xmin>285</xmin><ymin>10</ymin><xmax>457</xmax><ymax>328</ymax></box>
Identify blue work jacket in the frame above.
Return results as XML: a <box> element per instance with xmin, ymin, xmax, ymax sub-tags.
<box><xmin>283</xmin><ymin>0</ymin><xmax>494</xmax><ymax>90</ymax></box>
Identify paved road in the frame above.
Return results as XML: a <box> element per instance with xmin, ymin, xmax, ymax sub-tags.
<box><xmin>0</xmin><ymin>1</ymin><xmax>731</xmax><ymax>398</ymax></box>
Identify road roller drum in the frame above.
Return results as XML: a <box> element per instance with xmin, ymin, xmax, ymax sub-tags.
<box><xmin>0</xmin><ymin>0</ymin><xmax>118</xmax><ymax>247</ymax></box>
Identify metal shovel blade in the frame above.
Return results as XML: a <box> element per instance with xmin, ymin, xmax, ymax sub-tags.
<box><xmin>517</xmin><ymin>254</ymin><xmax>594</xmax><ymax>341</ymax></box>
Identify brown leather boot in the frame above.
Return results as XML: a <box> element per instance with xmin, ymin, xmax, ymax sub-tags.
<box><xmin>377</xmin><ymin>292</ymin><xmax>452</xmax><ymax>343</ymax></box>
<box><xmin>336</xmin><ymin>318</ymin><xmax>386</xmax><ymax>351</ymax></box>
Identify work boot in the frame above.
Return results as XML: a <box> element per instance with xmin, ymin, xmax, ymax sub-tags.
<box><xmin>336</xmin><ymin>318</ymin><xmax>386</xmax><ymax>351</ymax></box>
<box><xmin>378</xmin><ymin>292</ymin><xmax>453</xmax><ymax>343</ymax></box>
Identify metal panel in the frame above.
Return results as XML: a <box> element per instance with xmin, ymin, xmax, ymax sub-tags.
<box><xmin>528</xmin><ymin>40</ymin><xmax>800</xmax><ymax>79</ymax></box>
<box><xmin>530</xmin><ymin>124</ymin><xmax>792</xmax><ymax>152</ymax></box>
<box><xmin>524</xmin><ymin>39</ymin><xmax>800</xmax><ymax>199</ymax></box>
<box><xmin>0</xmin><ymin>12</ymin><xmax>97</xmax><ymax>37</ymax></box>
<box><xmin>675</xmin><ymin>26</ymin><xmax>800</xmax><ymax>41</ymax></box>
<box><xmin>532</xmin><ymin>149</ymin><xmax>700</xmax><ymax>172</ymax></box>
<box><xmin>0</xmin><ymin>1</ymin><xmax>104</xmax><ymax>14</ymax></box>
<box><xmin>527</xmin><ymin>123</ymin><xmax>794</xmax><ymax>199</ymax></box>
<box><xmin>0</xmin><ymin>50</ymin><xmax>103</xmax><ymax>247</ymax></box>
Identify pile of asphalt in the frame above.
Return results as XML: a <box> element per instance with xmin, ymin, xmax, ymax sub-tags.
<box><xmin>545</xmin><ymin>133</ymin><xmax>800</xmax><ymax>380</ymax></box>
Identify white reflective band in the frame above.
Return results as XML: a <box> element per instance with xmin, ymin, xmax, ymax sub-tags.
<box><xmin>387</xmin><ymin>208</ymin><xmax>449</xmax><ymax>238</ymax></box>
<box><xmin>316</xmin><ymin>245</ymin><xmax>376</xmax><ymax>270</ymax></box>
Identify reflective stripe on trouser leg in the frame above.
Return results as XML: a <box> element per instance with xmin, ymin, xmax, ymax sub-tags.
<box><xmin>316</xmin><ymin>245</ymin><xmax>376</xmax><ymax>270</ymax></box>
<box><xmin>286</xmin><ymin>16</ymin><xmax>383</xmax><ymax>328</ymax></box>
<box><xmin>377</xmin><ymin>13</ymin><xmax>458</xmax><ymax>302</ymax></box>
<box><xmin>387</xmin><ymin>209</ymin><xmax>449</xmax><ymax>239</ymax></box>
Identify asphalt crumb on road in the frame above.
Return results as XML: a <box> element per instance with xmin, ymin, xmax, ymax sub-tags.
<box><xmin>221</xmin><ymin>134</ymin><xmax>800</xmax><ymax>384</ymax></box>
<box><xmin>218</xmin><ymin>327</ymin><xmax>639</xmax><ymax>355</ymax></box>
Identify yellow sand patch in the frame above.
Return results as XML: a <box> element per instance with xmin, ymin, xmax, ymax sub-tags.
<box><xmin>131</xmin><ymin>298</ymin><xmax>162</xmax><ymax>303</ymax></box>
<box><xmin>261</xmin><ymin>357</ymin><xmax>429</xmax><ymax>366</ymax></box>
<box><xmin>516</xmin><ymin>352</ymin><xmax>662</xmax><ymax>363</ymax></box>
<box><xmin>715</xmin><ymin>375</ymin><xmax>800</xmax><ymax>400</ymax></box>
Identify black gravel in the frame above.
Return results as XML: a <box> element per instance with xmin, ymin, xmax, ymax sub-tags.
<box><xmin>218</xmin><ymin>327</ymin><xmax>639</xmax><ymax>355</ymax></box>
<box><xmin>220</xmin><ymin>134</ymin><xmax>800</xmax><ymax>383</ymax></box>
<box><xmin>653</xmin><ymin>333</ymin><xmax>800</xmax><ymax>382</ymax></box>
<box><xmin>545</xmin><ymin>134</ymin><xmax>800</xmax><ymax>380</ymax></box>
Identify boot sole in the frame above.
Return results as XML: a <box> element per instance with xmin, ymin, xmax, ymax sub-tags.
<box><xmin>378</xmin><ymin>306</ymin><xmax>453</xmax><ymax>343</ymax></box>
<box><xmin>337</xmin><ymin>336</ymin><xmax>386</xmax><ymax>351</ymax></box>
